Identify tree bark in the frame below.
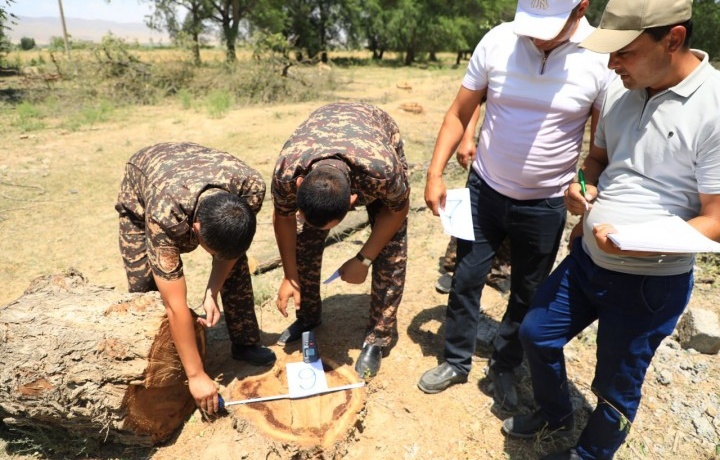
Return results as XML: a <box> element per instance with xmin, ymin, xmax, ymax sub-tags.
<box><xmin>0</xmin><ymin>269</ymin><xmax>205</xmax><ymax>446</ymax></box>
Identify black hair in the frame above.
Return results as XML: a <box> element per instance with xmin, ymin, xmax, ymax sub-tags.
<box><xmin>645</xmin><ymin>20</ymin><xmax>693</xmax><ymax>47</ymax></box>
<box><xmin>297</xmin><ymin>165</ymin><xmax>351</xmax><ymax>228</ymax></box>
<box><xmin>196</xmin><ymin>191</ymin><xmax>256</xmax><ymax>260</ymax></box>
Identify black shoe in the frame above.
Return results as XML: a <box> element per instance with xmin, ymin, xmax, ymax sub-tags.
<box><xmin>277</xmin><ymin>319</ymin><xmax>321</xmax><ymax>345</ymax></box>
<box><xmin>502</xmin><ymin>410</ymin><xmax>573</xmax><ymax>439</ymax></box>
<box><xmin>489</xmin><ymin>368</ymin><xmax>518</xmax><ymax>411</ymax></box>
<box><xmin>355</xmin><ymin>342</ymin><xmax>383</xmax><ymax>378</ymax></box>
<box><xmin>417</xmin><ymin>362</ymin><xmax>468</xmax><ymax>394</ymax></box>
<box><xmin>435</xmin><ymin>273</ymin><xmax>453</xmax><ymax>294</ymax></box>
<box><xmin>487</xmin><ymin>276</ymin><xmax>511</xmax><ymax>294</ymax></box>
<box><xmin>231</xmin><ymin>343</ymin><xmax>277</xmax><ymax>366</ymax></box>
<box><xmin>540</xmin><ymin>449</ymin><xmax>582</xmax><ymax>460</ymax></box>
<box><xmin>476</xmin><ymin>310</ymin><xmax>498</xmax><ymax>348</ymax></box>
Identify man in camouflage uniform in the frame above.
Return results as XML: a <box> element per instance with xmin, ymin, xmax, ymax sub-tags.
<box><xmin>272</xmin><ymin>102</ymin><xmax>410</xmax><ymax>378</ymax></box>
<box><xmin>115</xmin><ymin>142</ymin><xmax>275</xmax><ymax>415</ymax></box>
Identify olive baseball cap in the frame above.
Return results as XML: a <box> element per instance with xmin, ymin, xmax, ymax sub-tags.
<box><xmin>580</xmin><ymin>0</ymin><xmax>692</xmax><ymax>53</ymax></box>
<box><xmin>513</xmin><ymin>0</ymin><xmax>582</xmax><ymax>41</ymax></box>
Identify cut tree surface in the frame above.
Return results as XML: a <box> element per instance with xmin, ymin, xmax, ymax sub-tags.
<box><xmin>227</xmin><ymin>357</ymin><xmax>366</xmax><ymax>451</ymax></box>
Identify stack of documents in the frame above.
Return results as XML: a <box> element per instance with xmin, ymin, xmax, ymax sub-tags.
<box><xmin>607</xmin><ymin>215</ymin><xmax>720</xmax><ymax>253</ymax></box>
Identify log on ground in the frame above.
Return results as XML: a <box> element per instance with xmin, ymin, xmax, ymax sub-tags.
<box><xmin>250</xmin><ymin>209</ymin><xmax>370</xmax><ymax>275</ymax></box>
<box><xmin>0</xmin><ymin>268</ymin><xmax>205</xmax><ymax>446</ymax></box>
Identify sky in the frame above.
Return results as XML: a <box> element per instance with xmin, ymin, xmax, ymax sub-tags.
<box><xmin>10</xmin><ymin>0</ymin><xmax>154</xmax><ymax>24</ymax></box>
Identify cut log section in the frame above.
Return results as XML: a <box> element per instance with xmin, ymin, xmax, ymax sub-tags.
<box><xmin>0</xmin><ymin>269</ymin><xmax>204</xmax><ymax>446</ymax></box>
<box><xmin>228</xmin><ymin>356</ymin><xmax>366</xmax><ymax>453</ymax></box>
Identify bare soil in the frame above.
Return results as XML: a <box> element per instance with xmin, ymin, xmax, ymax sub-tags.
<box><xmin>0</xmin><ymin>62</ymin><xmax>718</xmax><ymax>460</ymax></box>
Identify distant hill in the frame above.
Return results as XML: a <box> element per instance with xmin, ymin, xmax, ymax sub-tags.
<box><xmin>8</xmin><ymin>16</ymin><xmax>171</xmax><ymax>46</ymax></box>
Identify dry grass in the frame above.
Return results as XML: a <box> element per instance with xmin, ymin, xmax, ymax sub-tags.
<box><xmin>0</xmin><ymin>53</ymin><xmax>717</xmax><ymax>460</ymax></box>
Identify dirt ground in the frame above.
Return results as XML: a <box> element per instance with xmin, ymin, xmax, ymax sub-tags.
<box><xmin>1</xmin><ymin>63</ymin><xmax>718</xmax><ymax>460</ymax></box>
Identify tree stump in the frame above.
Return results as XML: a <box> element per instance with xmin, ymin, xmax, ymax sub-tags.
<box><xmin>0</xmin><ymin>269</ymin><xmax>204</xmax><ymax>446</ymax></box>
<box><xmin>227</xmin><ymin>356</ymin><xmax>366</xmax><ymax>456</ymax></box>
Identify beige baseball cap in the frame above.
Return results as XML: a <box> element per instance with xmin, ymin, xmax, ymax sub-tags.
<box><xmin>513</xmin><ymin>0</ymin><xmax>582</xmax><ymax>40</ymax></box>
<box><xmin>580</xmin><ymin>0</ymin><xmax>692</xmax><ymax>53</ymax></box>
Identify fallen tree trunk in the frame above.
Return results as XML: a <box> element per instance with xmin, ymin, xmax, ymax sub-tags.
<box><xmin>0</xmin><ymin>269</ymin><xmax>204</xmax><ymax>446</ymax></box>
<box><xmin>249</xmin><ymin>209</ymin><xmax>370</xmax><ymax>275</ymax></box>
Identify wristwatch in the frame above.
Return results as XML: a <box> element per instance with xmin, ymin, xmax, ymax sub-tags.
<box><xmin>355</xmin><ymin>252</ymin><xmax>373</xmax><ymax>267</ymax></box>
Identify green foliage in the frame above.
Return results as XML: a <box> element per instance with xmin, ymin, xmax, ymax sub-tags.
<box><xmin>61</xmin><ymin>100</ymin><xmax>115</xmax><ymax>131</ymax></box>
<box><xmin>48</xmin><ymin>35</ymin><xmax>94</xmax><ymax>51</ymax></box>
<box><xmin>618</xmin><ymin>415</ymin><xmax>630</xmax><ymax>434</ymax></box>
<box><xmin>360</xmin><ymin>0</ymin><xmax>515</xmax><ymax>65</ymax></box>
<box><xmin>145</xmin><ymin>0</ymin><xmax>215</xmax><ymax>65</ymax></box>
<box><xmin>586</xmin><ymin>0</ymin><xmax>720</xmax><ymax>60</ymax></box>
<box><xmin>280</xmin><ymin>0</ymin><xmax>363</xmax><ymax>61</ymax></box>
<box><xmin>177</xmin><ymin>87</ymin><xmax>193</xmax><ymax>109</ymax></box>
<box><xmin>48</xmin><ymin>35</ymin><xmax>67</xmax><ymax>51</ymax></box>
<box><xmin>204</xmin><ymin>89</ymin><xmax>233</xmax><ymax>118</ymax></box>
<box><xmin>91</xmin><ymin>33</ymin><xmax>158</xmax><ymax>103</ymax></box>
<box><xmin>19</xmin><ymin>36</ymin><xmax>35</xmax><ymax>51</ymax></box>
<box><xmin>0</xmin><ymin>0</ymin><xmax>16</xmax><ymax>66</ymax></box>
<box><xmin>585</xmin><ymin>0</ymin><xmax>609</xmax><ymax>26</ymax></box>
<box><xmin>208</xmin><ymin>0</ymin><xmax>276</xmax><ymax>63</ymax></box>
<box><xmin>252</xmin><ymin>31</ymin><xmax>292</xmax><ymax>59</ymax></box>
<box><xmin>28</xmin><ymin>54</ymin><xmax>46</xmax><ymax>66</ymax></box>
<box><xmin>12</xmin><ymin>101</ymin><xmax>46</xmax><ymax>131</ymax></box>
<box><xmin>691</xmin><ymin>0</ymin><xmax>720</xmax><ymax>60</ymax></box>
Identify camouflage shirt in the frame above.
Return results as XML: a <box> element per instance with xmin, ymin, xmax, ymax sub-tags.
<box><xmin>272</xmin><ymin>102</ymin><xmax>409</xmax><ymax>216</ymax></box>
<box><xmin>116</xmin><ymin>142</ymin><xmax>266</xmax><ymax>280</ymax></box>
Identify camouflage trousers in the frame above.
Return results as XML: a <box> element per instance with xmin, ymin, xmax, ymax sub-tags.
<box><xmin>442</xmin><ymin>236</ymin><xmax>512</xmax><ymax>292</ymax></box>
<box><xmin>295</xmin><ymin>199</ymin><xmax>407</xmax><ymax>346</ymax></box>
<box><xmin>118</xmin><ymin>212</ymin><xmax>261</xmax><ymax>346</ymax></box>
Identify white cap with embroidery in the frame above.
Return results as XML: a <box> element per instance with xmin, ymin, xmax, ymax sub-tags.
<box><xmin>513</xmin><ymin>0</ymin><xmax>582</xmax><ymax>40</ymax></box>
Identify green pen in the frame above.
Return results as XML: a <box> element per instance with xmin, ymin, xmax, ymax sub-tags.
<box><xmin>578</xmin><ymin>169</ymin><xmax>589</xmax><ymax>211</ymax></box>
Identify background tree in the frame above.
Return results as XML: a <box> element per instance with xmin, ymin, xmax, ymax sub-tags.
<box><xmin>683</xmin><ymin>0</ymin><xmax>720</xmax><ymax>59</ymax></box>
<box><xmin>584</xmin><ymin>0</ymin><xmax>607</xmax><ymax>26</ymax></box>
<box><xmin>584</xmin><ymin>0</ymin><xmax>720</xmax><ymax>58</ymax></box>
<box><xmin>19</xmin><ymin>36</ymin><xmax>35</xmax><ymax>50</ymax></box>
<box><xmin>368</xmin><ymin>0</ymin><xmax>514</xmax><ymax>66</ymax></box>
<box><xmin>281</xmin><ymin>0</ymin><xmax>362</xmax><ymax>62</ymax></box>
<box><xmin>206</xmin><ymin>0</ymin><xmax>258</xmax><ymax>63</ymax></box>
<box><xmin>145</xmin><ymin>0</ymin><xmax>214</xmax><ymax>65</ymax></box>
<box><xmin>361</xmin><ymin>0</ymin><xmax>390</xmax><ymax>60</ymax></box>
<box><xmin>0</xmin><ymin>0</ymin><xmax>16</xmax><ymax>67</ymax></box>
<box><xmin>379</xmin><ymin>0</ymin><xmax>421</xmax><ymax>65</ymax></box>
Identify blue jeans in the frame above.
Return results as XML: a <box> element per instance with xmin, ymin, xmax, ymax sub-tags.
<box><xmin>444</xmin><ymin>170</ymin><xmax>566</xmax><ymax>374</ymax></box>
<box><xmin>521</xmin><ymin>239</ymin><xmax>693</xmax><ymax>459</ymax></box>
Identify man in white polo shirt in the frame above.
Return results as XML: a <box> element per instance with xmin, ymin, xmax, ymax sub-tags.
<box><xmin>501</xmin><ymin>0</ymin><xmax>720</xmax><ymax>458</ymax></box>
<box><xmin>418</xmin><ymin>0</ymin><xmax>615</xmax><ymax>412</ymax></box>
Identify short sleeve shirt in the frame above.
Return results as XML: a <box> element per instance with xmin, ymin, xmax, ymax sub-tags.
<box><xmin>462</xmin><ymin>19</ymin><xmax>615</xmax><ymax>200</ymax></box>
<box><xmin>583</xmin><ymin>51</ymin><xmax>720</xmax><ymax>275</ymax></box>
<box><xmin>272</xmin><ymin>102</ymin><xmax>409</xmax><ymax>215</ymax></box>
<box><xmin>116</xmin><ymin>142</ymin><xmax>266</xmax><ymax>280</ymax></box>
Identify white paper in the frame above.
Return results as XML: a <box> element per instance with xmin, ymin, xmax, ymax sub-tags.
<box><xmin>286</xmin><ymin>360</ymin><xmax>329</xmax><ymax>397</ymax></box>
<box><xmin>323</xmin><ymin>269</ymin><xmax>341</xmax><ymax>284</ymax></box>
<box><xmin>439</xmin><ymin>188</ymin><xmax>475</xmax><ymax>241</ymax></box>
<box><xmin>607</xmin><ymin>215</ymin><xmax>720</xmax><ymax>253</ymax></box>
